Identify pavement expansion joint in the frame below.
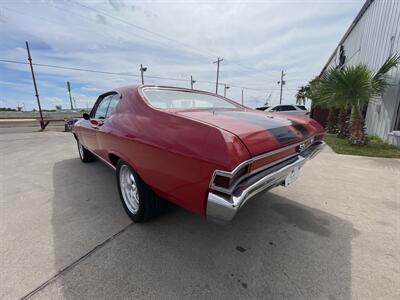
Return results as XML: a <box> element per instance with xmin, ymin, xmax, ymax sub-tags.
<box><xmin>19</xmin><ymin>223</ymin><xmax>134</xmax><ymax>300</ymax></box>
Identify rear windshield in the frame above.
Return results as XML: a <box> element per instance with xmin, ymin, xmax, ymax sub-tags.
<box><xmin>296</xmin><ymin>105</ymin><xmax>307</xmax><ymax>111</ymax></box>
<box><xmin>143</xmin><ymin>89</ymin><xmax>240</xmax><ymax>110</ymax></box>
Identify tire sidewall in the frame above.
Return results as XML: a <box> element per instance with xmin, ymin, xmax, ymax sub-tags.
<box><xmin>77</xmin><ymin>140</ymin><xmax>95</xmax><ymax>162</ymax></box>
<box><xmin>116</xmin><ymin>160</ymin><xmax>145</xmax><ymax>222</ymax></box>
<box><xmin>77</xmin><ymin>140</ymin><xmax>85</xmax><ymax>161</ymax></box>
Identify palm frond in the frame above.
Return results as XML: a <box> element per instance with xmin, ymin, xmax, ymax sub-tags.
<box><xmin>296</xmin><ymin>85</ymin><xmax>310</xmax><ymax>105</ymax></box>
<box><xmin>372</xmin><ymin>53</ymin><xmax>400</xmax><ymax>95</ymax></box>
<box><xmin>313</xmin><ymin>64</ymin><xmax>374</xmax><ymax>108</ymax></box>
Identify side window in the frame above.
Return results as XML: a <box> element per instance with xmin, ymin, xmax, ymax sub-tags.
<box><xmin>296</xmin><ymin>105</ymin><xmax>307</xmax><ymax>111</ymax></box>
<box><xmin>271</xmin><ymin>106</ymin><xmax>279</xmax><ymax>111</ymax></box>
<box><xmin>107</xmin><ymin>94</ymin><xmax>120</xmax><ymax>116</ymax></box>
<box><xmin>94</xmin><ymin>95</ymin><xmax>112</xmax><ymax>119</ymax></box>
<box><xmin>281</xmin><ymin>105</ymin><xmax>296</xmax><ymax>111</ymax></box>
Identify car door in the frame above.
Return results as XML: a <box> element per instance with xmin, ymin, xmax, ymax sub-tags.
<box><xmin>82</xmin><ymin>94</ymin><xmax>113</xmax><ymax>152</ymax></box>
<box><xmin>295</xmin><ymin>105</ymin><xmax>310</xmax><ymax>116</ymax></box>
<box><xmin>279</xmin><ymin>105</ymin><xmax>298</xmax><ymax>114</ymax></box>
<box><xmin>94</xmin><ymin>93</ymin><xmax>121</xmax><ymax>159</ymax></box>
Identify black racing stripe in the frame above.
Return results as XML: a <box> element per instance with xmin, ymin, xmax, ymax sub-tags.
<box><xmin>216</xmin><ymin>110</ymin><xmax>298</xmax><ymax>144</ymax></box>
<box><xmin>268</xmin><ymin>127</ymin><xmax>298</xmax><ymax>143</ymax></box>
<box><xmin>291</xmin><ymin>122</ymin><xmax>311</xmax><ymax>138</ymax></box>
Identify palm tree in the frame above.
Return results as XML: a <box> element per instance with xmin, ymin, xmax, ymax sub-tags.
<box><xmin>304</xmin><ymin>79</ymin><xmax>339</xmax><ymax>133</ymax></box>
<box><xmin>296</xmin><ymin>85</ymin><xmax>310</xmax><ymax>105</ymax></box>
<box><xmin>312</xmin><ymin>54</ymin><xmax>400</xmax><ymax>144</ymax></box>
<box><xmin>336</xmin><ymin>105</ymin><xmax>350</xmax><ymax>138</ymax></box>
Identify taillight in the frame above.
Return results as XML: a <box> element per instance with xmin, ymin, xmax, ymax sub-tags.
<box><xmin>212</xmin><ymin>165</ymin><xmax>249</xmax><ymax>191</ymax></box>
<box><xmin>213</xmin><ymin>175</ymin><xmax>231</xmax><ymax>189</ymax></box>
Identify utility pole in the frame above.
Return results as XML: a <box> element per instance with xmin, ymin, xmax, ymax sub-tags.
<box><xmin>67</xmin><ymin>81</ymin><xmax>74</xmax><ymax>110</ymax></box>
<box><xmin>140</xmin><ymin>64</ymin><xmax>147</xmax><ymax>84</ymax></box>
<box><xmin>190</xmin><ymin>76</ymin><xmax>196</xmax><ymax>89</ymax></box>
<box><xmin>26</xmin><ymin>41</ymin><xmax>45</xmax><ymax>128</ymax></box>
<box><xmin>278</xmin><ymin>69</ymin><xmax>285</xmax><ymax>104</ymax></box>
<box><xmin>223</xmin><ymin>84</ymin><xmax>230</xmax><ymax>97</ymax></box>
<box><xmin>265</xmin><ymin>93</ymin><xmax>272</xmax><ymax>106</ymax></box>
<box><xmin>213</xmin><ymin>57</ymin><xmax>223</xmax><ymax>94</ymax></box>
<box><xmin>241</xmin><ymin>89</ymin><xmax>244</xmax><ymax>105</ymax></box>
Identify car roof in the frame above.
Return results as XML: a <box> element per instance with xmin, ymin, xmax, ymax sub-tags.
<box><xmin>114</xmin><ymin>84</ymin><xmax>213</xmax><ymax>95</ymax></box>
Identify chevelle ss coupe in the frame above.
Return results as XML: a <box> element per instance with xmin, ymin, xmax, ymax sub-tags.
<box><xmin>72</xmin><ymin>85</ymin><xmax>325</xmax><ymax>224</ymax></box>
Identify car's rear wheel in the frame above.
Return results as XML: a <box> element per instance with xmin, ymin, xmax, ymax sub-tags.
<box><xmin>77</xmin><ymin>140</ymin><xmax>95</xmax><ymax>163</ymax></box>
<box><xmin>116</xmin><ymin>160</ymin><xmax>165</xmax><ymax>222</ymax></box>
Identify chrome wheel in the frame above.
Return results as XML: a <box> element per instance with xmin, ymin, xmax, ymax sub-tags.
<box><xmin>119</xmin><ymin>165</ymin><xmax>139</xmax><ymax>214</ymax></box>
<box><xmin>78</xmin><ymin>142</ymin><xmax>84</xmax><ymax>159</ymax></box>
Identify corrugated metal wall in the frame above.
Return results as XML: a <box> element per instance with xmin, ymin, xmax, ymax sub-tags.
<box><xmin>325</xmin><ymin>0</ymin><xmax>400</xmax><ymax>146</ymax></box>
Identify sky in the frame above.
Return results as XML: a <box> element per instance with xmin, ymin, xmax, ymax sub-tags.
<box><xmin>0</xmin><ymin>0</ymin><xmax>363</xmax><ymax>110</ymax></box>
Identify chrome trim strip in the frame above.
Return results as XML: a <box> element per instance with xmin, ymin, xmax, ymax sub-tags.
<box><xmin>206</xmin><ymin>141</ymin><xmax>325</xmax><ymax>224</ymax></box>
<box><xmin>90</xmin><ymin>150</ymin><xmax>116</xmax><ymax>170</ymax></box>
<box><xmin>209</xmin><ymin>136</ymin><xmax>321</xmax><ymax>194</ymax></box>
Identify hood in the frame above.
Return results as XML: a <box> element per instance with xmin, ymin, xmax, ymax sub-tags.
<box><xmin>175</xmin><ymin>109</ymin><xmax>321</xmax><ymax>156</ymax></box>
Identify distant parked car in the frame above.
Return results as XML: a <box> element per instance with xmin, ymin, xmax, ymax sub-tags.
<box><xmin>72</xmin><ymin>86</ymin><xmax>324</xmax><ymax>224</ymax></box>
<box><xmin>263</xmin><ymin>104</ymin><xmax>310</xmax><ymax>116</ymax></box>
<box><xmin>65</xmin><ymin>117</ymin><xmax>80</xmax><ymax>132</ymax></box>
<box><xmin>256</xmin><ymin>105</ymin><xmax>270</xmax><ymax>111</ymax></box>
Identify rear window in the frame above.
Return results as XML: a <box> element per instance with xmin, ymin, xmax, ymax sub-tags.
<box><xmin>143</xmin><ymin>89</ymin><xmax>240</xmax><ymax>110</ymax></box>
<box><xmin>296</xmin><ymin>105</ymin><xmax>307</xmax><ymax>111</ymax></box>
<box><xmin>272</xmin><ymin>105</ymin><xmax>296</xmax><ymax>111</ymax></box>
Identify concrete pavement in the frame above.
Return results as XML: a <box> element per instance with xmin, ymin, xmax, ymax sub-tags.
<box><xmin>0</xmin><ymin>130</ymin><xmax>399</xmax><ymax>299</ymax></box>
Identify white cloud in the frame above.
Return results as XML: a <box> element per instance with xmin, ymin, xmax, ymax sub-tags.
<box><xmin>0</xmin><ymin>0</ymin><xmax>363</xmax><ymax>109</ymax></box>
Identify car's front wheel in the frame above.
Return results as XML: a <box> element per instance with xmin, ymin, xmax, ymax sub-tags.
<box><xmin>116</xmin><ymin>160</ymin><xmax>165</xmax><ymax>222</ymax></box>
<box><xmin>77</xmin><ymin>140</ymin><xmax>95</xmax><ymax>163</ymax></box>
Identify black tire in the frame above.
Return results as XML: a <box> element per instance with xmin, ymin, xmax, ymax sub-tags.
<box><xmin>116</xmin><ymin>160</ymin><xmax>165</xmax><ymax>222</ymax></box>
<box><xmin>77</xmin><ymin>140</ymin><xmax>95</xmax><ymax>163</ymax></box>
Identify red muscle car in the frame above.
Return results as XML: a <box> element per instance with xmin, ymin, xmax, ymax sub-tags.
<box><xmin>72</xmin><ymin>85</ymin><xmax>325</xmax><ymax>224</ymax></box>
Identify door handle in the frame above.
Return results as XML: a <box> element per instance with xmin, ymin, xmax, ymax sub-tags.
<box><xmin>90</xmin><ymin>120</ymin><xmax>104</xmax><ymax>129</ymax></box>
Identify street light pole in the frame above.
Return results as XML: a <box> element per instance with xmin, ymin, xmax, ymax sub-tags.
<box><xmin>67</xmin><ymin>81</ymin><xmax>74</xmax><ymax>110</ymax></box>
<box><xmin>241</xmin><ymin>89</ymin><xmax>244</xmax><ymax>105</ymax></box>
<box><xmin>278</xmin><ymin>69</ymin><xmax>285</xmax><ymax>104</ymax></box>
<box><xmin>140</xmin><ymin>64</ymin><xmax>147</xmax><ymax>84</ymax></box>
<box><xmin>213</xmin><ymin>57</ymin><xmax>223</xmax><ymax>94</ymax></box>
<box><xmin>224</xmin><ymin>84</ymin><xmax>230</xmax><ymax>97</ymax></box>
<box><xmin>190</xmin><ymin>75</ymin><xmax>196</xmax><ymax>89</ymax></box>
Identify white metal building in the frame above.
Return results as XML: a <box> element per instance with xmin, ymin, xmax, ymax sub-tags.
<box><xmin>321</xmin><ymin>0</ymin><xmax>400</xmax><ymax>147</ymax></box>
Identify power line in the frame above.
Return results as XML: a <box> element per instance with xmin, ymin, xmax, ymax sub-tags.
<box><xmin>0</xmin><ymin>58</ymin><xmax>293</xmax><ymax>92</ymax></box>
<box><xmin>1</xmin><ymin>6</ymin><xmax>123</xmax><ymax>47</ymax></box>
<box><xmin>68</xmin><ymin>0</ymin><xmax>215</xmax><ymax>60</ymax></box>
<box><xmin>5</xmin><ymin>4</ymin><xmax>271</xmax><ymax>76</ymax></box>
<box><xmin>0</xmin><ymin>59</ymin><xmax>140</xmax><ymax>77</ymax></box>
<box><xmin>67</xmin><ymin>0</ymin><xmax>270</xmax><ymax>74</ymax></box>
<box><xmin>284</xmin><ymin>85</ymin><xmax>295</xmax><ymax>93</ymax></box>
<box><xmin>3</xmin><ymin>5</ymin><xmax>208</xmax><ymax>69</ymax></box>
<box><xmin>3</xmin><ymin>5</ymin><xmax>311</xmax><ymax>90</ymax></box>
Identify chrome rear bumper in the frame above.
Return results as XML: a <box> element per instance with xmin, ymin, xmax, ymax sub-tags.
<box><xmin>206</xmin><ymin>141</ymin><xmax>325</xmax><ymax>224</ymax></box>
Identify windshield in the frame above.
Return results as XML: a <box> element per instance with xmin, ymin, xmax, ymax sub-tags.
<box><xmin>143</xmin><ymin>89</ymin><xmax>240</xmax><ymax>110</ymax></box>
<box><xmin>296</xmin><ymin>105</ymin><xmax>307</xmax><ymax>111</ymax></box>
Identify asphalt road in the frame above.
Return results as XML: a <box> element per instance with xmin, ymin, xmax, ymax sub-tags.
<box><xmin>1</xmin><ymin>129</ymin><xmax>399</xmax><ymax>299</ymax></box>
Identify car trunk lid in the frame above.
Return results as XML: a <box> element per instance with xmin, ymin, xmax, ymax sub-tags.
<box><xmin>174</xmin><ymin>109</ymin><xmax>320</xmax><ymax>156</ymax></box>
